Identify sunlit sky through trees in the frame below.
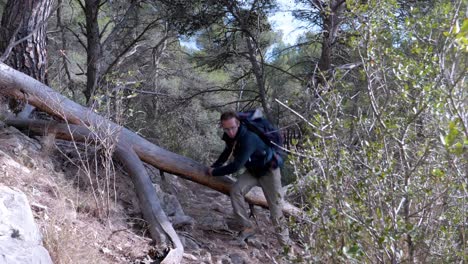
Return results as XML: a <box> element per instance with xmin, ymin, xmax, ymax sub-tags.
<box><xmin>180</xmin><ymin>0</ymin><xmax>308</xmax><ymax>50</ymax></box>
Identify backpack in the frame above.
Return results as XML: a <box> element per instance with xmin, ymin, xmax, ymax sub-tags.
<box><xmin>237</xmin><ymin>109</ymin><xmax>285</xmax><ymax>168</ymax></box>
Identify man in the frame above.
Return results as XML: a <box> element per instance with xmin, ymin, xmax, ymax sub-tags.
<box><xmin>207</xmin><ymin>111</ymin><xmax>290</xmax><ymax>247</ymax></box>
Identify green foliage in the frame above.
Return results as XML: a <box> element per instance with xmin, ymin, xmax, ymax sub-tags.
<box><xmin>287</xmin><ymin>0</ymin><xmax>467</xmax><ymax>262</ymax></box>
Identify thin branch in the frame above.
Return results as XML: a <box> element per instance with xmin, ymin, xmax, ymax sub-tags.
<box><xmin>207</xmin><ymin>97</ymin><xmax>261</xmax><ymax>109</ymax></box>
<box><xmin>99</xmin><ymin>19</ymin><xmax>113</xmax><ymax>39</ymax></box>
<box><xmin>181</xmin><ymin>87</ymin><xmax>258</xmax><ymax>102</ymax></box>
<box><xmin>66</xmin><ymin>26</ymin><xmax>87</xmax><ymax>51</ymax></box>
<box><xmin>76</xmin><ymin>0</ymin><xmax>85</xmax><ymax>12</ymax></box>
<box><xmin>0</xmin><ymin>23</ymin><xmax>26</xmax><ymax>62</ymax></box>
<box><xmin>100</xmin><ymin>19</ymin><xmax>160</xmax><ymax>78</ymax></box>
<box><xmin>101</xmin><ymin>1</ymin><xmax>142</xmax><ymax>48</ymax></box>
<box><xmin>263</xmin><ymin>63</ymin><xmax>304</xmax><ymax>82</ymax></box>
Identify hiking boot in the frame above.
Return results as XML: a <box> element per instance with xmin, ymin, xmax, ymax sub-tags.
<box><xmin>237</xmin><ymin>227</ymin><xmax>256</xmax><ymax>242</ymax></box>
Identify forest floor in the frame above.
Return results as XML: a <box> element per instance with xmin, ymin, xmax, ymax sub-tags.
<box><xmin>0</xmin><ymin>121</ymin><xmax>299</xmax><ymax>264</ymax></box>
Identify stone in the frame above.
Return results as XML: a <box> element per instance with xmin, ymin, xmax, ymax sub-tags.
<box><xmin>0</xmin><ymin>186</ymin><xmax>52</xmax><ymax>264</ymax></box>
<box><xmin>0</xmin><ymin>186</ymin><xmax>41</xmax><ymax>244</ymax></box>
<box><xmin>246</xmin><ymin>237</ymin><xmax>264</xmax><ymax>249</ymax></box>
<box><xmin>216</xmin><ymin>256</ymin><xmax>232</xmax><ymax>264</ymax></box>
<box><xmin>171</xmin><ymin>215</ymin><xmax>195</xmax><ymax>229</ymax></box>
<box><xmin>228</xmin><ymin>251</ymin><xmax>250</xmax><ymax>264</ymax></box>
<box><xmin>153</xmin><ymin>184</ymin><xmax>195</xmax><ymax>228</ymax></box>
<box><xmin>0</xmin><ymin>240</ymin><xmax>52</xmax><ymax>264</ymax></box>
<box><xmin>0</xmin><ymin>149</ymin><xmax>31</xmax><ymax>175</ymax></box>
<box><xmin>179</xmin><ymin>235</ymin><xmax>200</xmax><ymax>251</ymax></box>
<box><xmin>198</xmin><ymin>249</ymin><xmax>213</xmax><ymax>264</ymax></box>
<box><xmin>183</xmin><ymin>253</ymin><xmax>198</xmax><ymax>261</ymax></box>
<box><xmin>251</xmin><ymin>248</ymin><xmax>262</xmax><ymax>259</ymax></box>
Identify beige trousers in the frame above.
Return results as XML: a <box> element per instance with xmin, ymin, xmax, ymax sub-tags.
<box><xmin>230</xmin><ymin>167</ymin><xmax>290</xmax><ymax>246</ymax></box>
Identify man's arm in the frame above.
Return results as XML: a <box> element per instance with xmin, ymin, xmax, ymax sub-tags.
<box><xmin>211</xmin><ymin>136</ymin><xmax>256</xmax><ymax>176</ymax></box>
<box><xmin>211</xmin><ymin>146</ymin><xmax>231</xmax><ymax>168</ymax></box>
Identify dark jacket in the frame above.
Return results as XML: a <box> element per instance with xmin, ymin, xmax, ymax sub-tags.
<box><xmin>211</xmin><ymin>125</ymin><xmax>273</xmax><ymax>177</ymax></box>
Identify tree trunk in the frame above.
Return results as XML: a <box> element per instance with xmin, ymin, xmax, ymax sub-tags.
<box><xmin>0</xmin><ymin>0</ymin><xmax>53</xmax><ymax>83</ymax></box>
<box><xmin>0</xmin><ymin>0</ymin><xmax>53</xmax><ymax>116</ymax></box>
<box><xmin>114</xmin><ymin>144</ymin><xmax>183</xmax><ymax>264</ymax></box>
<box><xmin>0</xmin><ymin>62</ymin><xmax>303</xmax><ymax>216</ymax></box>
<box><xmin>245</xmin><ymin>36</ymin><xmax>272</xmax><ymax>120</ymax></box>
<box><xmin>313</xmin><ymin>0</ymin><xmax>346</xmax><ymax>89</ymax></box>
<box><xmin>56</xmin><ymin>0</ymin><xmax>75</xmax><ymax>98</ymax></box>
<box><xmin>83</xmin><ymin>0</ymin><xmax>102</xmax><ymax>105</ymax></box>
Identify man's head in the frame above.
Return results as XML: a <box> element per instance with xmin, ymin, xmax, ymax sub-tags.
<box><xmin>220</xmin><ymin>111</ymin><xmax>240</xmax><ymax>139</ymax></box>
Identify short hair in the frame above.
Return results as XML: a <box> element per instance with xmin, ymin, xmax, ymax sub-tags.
<box><xmin>220</xmin><ymin>111</ymin><xmax>239</xmax><ymax>122</ymax></box>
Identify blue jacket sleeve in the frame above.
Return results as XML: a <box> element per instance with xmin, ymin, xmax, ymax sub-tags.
<box><xmin>212</xmin><ymin>136</ymin><xmax>256</xmax><ymax>176</ymax></box>
<box><xmin>211</xmin><ymin>146</ymin><xmax>231</xmax><ymax>168</ymax></box>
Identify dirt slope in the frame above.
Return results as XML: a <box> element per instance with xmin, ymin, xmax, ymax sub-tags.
<box><xmin>0</xmin><ymin>122</ymin><xmax>293</xmax><ymax>264</ymax></box>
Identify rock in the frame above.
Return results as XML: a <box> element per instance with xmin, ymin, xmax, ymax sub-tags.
<box><xmin>0</xmin><ymin>149</ymin><xmax>31</xmax><ymax>175</ymax></box>
<box><xmin>226</xmin><ymin>216</ymin><xmax>243</xmax><ymax>231</ymax></box>
<box><xmin>216</xmin><ymin>256</ymin><xmax>232</xmax><ymax>264</ymax></box>
<box><xmin>228</xmin><ymin>251</ymin><xmax>250</xmax><ymax>264</ymax></box>
<box><xmin>0</xmin><ymin>186</ymin><xmax>53</xmax><ymax>264</ymax></box>
<box><xmin>198</xmin><ymin>214</ymin><xmax>229</xmax><ymax>231</ymax></box>
<box><xmin>183</xmin><ymin>252</ymin><xmax>198</xmax><ymax>261</ymax></box>
<box><xmin>153</xmin><ymin>184</ymin><xmax>195</xmax><ymax>228</ymax></box>
<box><xmin>171</xmin><ymin>215</ymin><xmax>195</xmax><ymax>229</ymax></box>
<box><xmin>229</xmin><ymin>239</ymin><xmax>248</xmax><ymax>249</ymax></box>
<box><xmin>19</xmin><ymin>149</ymin><xmax>37</xmax><ymax>169</ymax></box>
<box><xmin>179</xmin><ymin>235</ymin><xmax>200</xmax><ymax>251</ymax></box>
<box><xmin>0</xmin><ymin>187</ymin><xmax>41</xmax><ymax>244</ymax></box>
<box><xmin>251</xmin><ymin>248</ymin><xmax>262</xmax><ymax>259</ymax></box>
<box><xmin>198</xmin><ymin>249</ymin><xmax>213</xmax><ymax>264</ymax></box>
<box><xmin>246</xmin><ymin>237</ymin><xmax>264</xmax><ymax>249</ymax></box>
<box><xmin>0</xmin><ymin>240</ymin><xmax>52</xmax><ymax>264</ymax></box>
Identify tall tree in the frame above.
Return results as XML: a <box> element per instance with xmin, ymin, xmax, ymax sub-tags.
<box><xmin>160</xmin><ymin>0</ymin><xmax>278</xmax><ymax>119</ymax></box>
<box><xmin>0</xmin><ymin>0</ymin><xmax>53</xmax><ymax>83</ymax></box>
<box><xmin>0</xmin><ymin>0</ymin><xmax>53</xmax><ymax>116</ymax></box>
<box><xmin>82</xmin><ymin>0</ymin><xmax>101</xmax><ymax>104</ymax></box>
<box><xmin>72</xmin><ymin>0</ymin><xmax>164</xmax><ymax>105</ymax></box>
<box><xmin>200</xmin><ymin>1</ymin><xmax>276</xmax><ymax>118</ymax></box>
<box><xmin>294</xmin><ymin>0</ymin><xmax>348</xmax><ymax>90</ymax></box>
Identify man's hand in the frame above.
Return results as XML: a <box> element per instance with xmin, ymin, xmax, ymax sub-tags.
<box><xmin>207</xmin><ymin>167</ymin><xmax>214</xmax><ymax>177</ymax></box>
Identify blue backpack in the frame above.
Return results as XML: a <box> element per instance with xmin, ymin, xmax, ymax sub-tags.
<box><xmin>238</xmin><ymin>109</ymin><xmax>285</xmax><ymax>168</ymax></box>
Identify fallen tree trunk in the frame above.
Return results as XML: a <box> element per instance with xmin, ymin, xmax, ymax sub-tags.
<box><xmin>0</xmin><ymin>62</ymin><xmax>303</xmax><ymax>217</ymax></box>
<box><xmin>114</xmin><ymin>144</ymin><xmax>183</xmax><ymax>264</ymax></box>
<box><xmin>5</xmin><ymin>118</ymin><xmax>302</xmax><ymax>218</ymax></box>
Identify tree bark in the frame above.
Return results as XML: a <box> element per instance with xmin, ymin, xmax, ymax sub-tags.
<box><xmin>56</xmin><ymin>0</ymin><xmax>75</xmax><ymax>98</ymax></box>
<box><xmin>309</xmin><ymin>0</ymin><xmax>346</xmax><ymax>90</ymax></box>
<box><xmin>0</xmin><ymin>0</ymin><xmax>53</xmax><ymax>116</ymax></box>
<box><xmin>83</xmin><ymin>0</ymin><xmax>102</xmax><ymax>105</ymax></box>
<box><xmin>245</xmin><ymin>36</ymin><xmax>271</xmax><ymax>120</ymax></box>
<box><xmin>114</xmin><ymin>144</ymin><xmax>183</xmax><ymax>264</ymax></box>
<box><xmin>0</xmin><ymin>0</ymin><xmax>53</xmax><ymax>83</ymax></box>
<box><xmin>318</xmin><ymin>0</ymin><xmax>345</xmax><ymax>75</ymax></box>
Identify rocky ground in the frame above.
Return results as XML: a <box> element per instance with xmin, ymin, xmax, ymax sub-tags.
<box><xmin>0</xmin><ymin>121</ymin><xmax>301</xmax><ymax>264</ymax></box>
